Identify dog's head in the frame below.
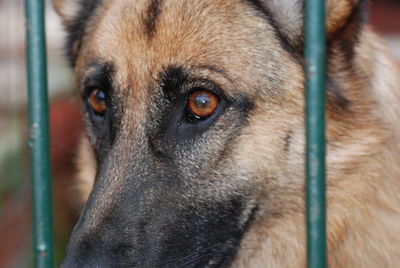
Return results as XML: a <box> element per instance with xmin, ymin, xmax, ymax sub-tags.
<box><xmin>54</xmin><ymin>0</ymin><xmax>367</xmax><ymax>267</ymax></box>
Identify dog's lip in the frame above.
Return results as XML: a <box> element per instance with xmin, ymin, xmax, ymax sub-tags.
<box><xmin>161</xmin><ymin>240</ymin><xmax>236</xmax><ymax>268</ymax></box>
<box><xmin>206</xmin><ymin>254</ymin><xmax>235</xmax><ymax>268</ymax></box>
<box><xmin>206</xmin><ymin>257</ymin><xmax>226</xmax><ymax>267</ymax></box>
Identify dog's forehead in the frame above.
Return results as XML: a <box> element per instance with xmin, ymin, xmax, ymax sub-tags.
<box><xmin>76</xmin><ymin>0</ymin><xmax>286</xmax><ymax>95</ymax></box>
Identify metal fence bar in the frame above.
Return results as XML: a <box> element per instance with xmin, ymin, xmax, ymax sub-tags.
<box><xmin>24</xmin><ymin>0</ymin><xmax>54</xmax><ymax>267</ymax></box>
<box><xmin>304</xmin><ymin>0</ymin><xmax>327</xmax><ymax>267</ymax></box>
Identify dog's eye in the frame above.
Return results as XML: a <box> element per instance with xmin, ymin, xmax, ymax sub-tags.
<box><xmin>88</xmin><ymin>89</ymin><xmax>106</xmax><ymax>116</ymax></box>
<box><xmin>187</xmin><ymin>90</ymin><xmax>219</xmax><ymax>119</ymax></box>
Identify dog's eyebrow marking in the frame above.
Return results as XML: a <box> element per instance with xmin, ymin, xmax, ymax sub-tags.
<box><xmin>159</xmin><ymin>65</ymin><xmax>232</xmax><ymax>94</ymax></box>
<box><xmin>159</xmin><ymin>66</ymin><xmax>189</xmax><ymax>94</ymax></box>
<box><xmin>83</xmin><ymin>61</ymin><xmax>115</xmax><ymax>90</ymax></box>
<box><xmin>143</xmin><ymin>0</ymin><xmax>165</xmax><ymax>37</ymax></box>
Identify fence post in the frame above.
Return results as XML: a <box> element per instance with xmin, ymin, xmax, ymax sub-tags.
<box><xmin>305</xmin><ymin>0</ymin><xmax>327</xmax><ymax>267</ymax></box>
<box><xmin>24</xmin><ymin>0</ymin><xmax>54</xmax><ymax>267</ymax></box>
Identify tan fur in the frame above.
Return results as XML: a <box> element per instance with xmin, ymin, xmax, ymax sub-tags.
<box><xmin>75</xmin><ymin>136</ymin><xmax>96</xmax><ymax>206</ymax></box>
<box><xmin>54</xmin><ymin>0</ymin><xmax>400</xmax><ymax>266</ymax></box>
<box><xmin>233</xmin><ymin>29</ymin><xmax>400</xmax><ymax>267</ymax></box>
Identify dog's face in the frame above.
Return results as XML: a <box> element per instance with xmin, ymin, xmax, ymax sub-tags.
<box><xmin>55</xmin><ymin>0</ymin><xmax>365</xmax><ymax>267</ymax></box>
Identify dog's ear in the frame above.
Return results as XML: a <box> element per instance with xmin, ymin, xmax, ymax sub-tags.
<box><xmin>53</xmin><ymin>0</ymin><xmax>101</xmax><ymax>63</ymax></box>
<box><xmin>52</xmin><ymin>0</ymin><xmax>100</xmax><ymax>26</ymax></box>
<box><xmin>263</xmin><ymin>0</ymin><xmax>366</xmax><ymax>49</ymax></box>
<box><xmin>53</xmin><ymin>0</ymin><xmax>82</xmax><ymax>25</ymax></box>
<box><xmin>262</xmin><ymin>0</ymin><xmax>304</xmax><ymax>48</ymax></box>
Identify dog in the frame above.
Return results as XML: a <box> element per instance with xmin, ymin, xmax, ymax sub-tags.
<box><xmin>54</xmin><ymin>0</ymin><xmax>400</xmax><ymax>267</ymax></box>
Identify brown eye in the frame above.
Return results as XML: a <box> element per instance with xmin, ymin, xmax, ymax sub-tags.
<box><xmin>88</xmin><ymin>89</ymin><xmax>106</xmax><ymax>115</ymax></box>
<box><xmin>187</xmin><ymin>90</ymin><xmax>219</xmax><ymax>119</ymax></box>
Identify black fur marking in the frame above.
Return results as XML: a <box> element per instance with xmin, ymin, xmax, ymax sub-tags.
<box><xmin>64</xmin><ymin>0</ymin><xmax>102</xmax><ymax>66</ymax></box>
<box><xmin>284</xmin><ymin>131</ymin><xmax>292</xmax><ymax>153</ymax></box>
<box><xmin>159</xmin><ymin>198</ymin><xmax>249</xmax><ymax>268</ymax></box>
<box><xmin>159</xmin><ymin>65</ymin><xmax>190</xmax><ymax>95</ymax></box>
<box><xmin>143</xmin><ymin>0</ymin><xmax>165</xmax><ymax>37</ymax></box>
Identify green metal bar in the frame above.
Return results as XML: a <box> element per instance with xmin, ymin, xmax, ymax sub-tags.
<box><xmin>24</xmin><ymin>0</ymin><xmax>54</xmax><ymax>267</ymax></box>
<box><xmin>305</xmin><ymin>0</ymin><xmax>327</xmax><ymax>267</ymax></box>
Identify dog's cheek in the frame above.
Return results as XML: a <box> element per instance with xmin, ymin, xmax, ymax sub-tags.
<box><xmin>75</xmin><ymin>135</ymin><xmax>97</xmax><ymax>206</ymax></box>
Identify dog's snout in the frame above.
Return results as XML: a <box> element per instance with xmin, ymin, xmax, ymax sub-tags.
<box><xmin>62</xmin><ymin>179</ymin><xmax>248</xmax><ymax>267</ymax></box>
<box><xmin>61</xmin><ymin>233</ymin><xmax>128</xmax><ymax>268</ymax></box>
<box><xmin>61</xmin><ymin>250</ymin><xmax>113</xmax><ymax>268</ymax></box>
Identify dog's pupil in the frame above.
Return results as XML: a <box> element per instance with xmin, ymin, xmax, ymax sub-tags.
<box><xmin>195</xmin><ymin>93</ymin><xmax>210</xmax><ymax>108</ymax></box>
<box><xmin>188</xmin><ymin>91</ymin><xmax>219</xmax><ymax>118</ymax></box>
<box><xmin>89</xmin><ymin>89</ymin><xmax>106</xmax><ymax>114</ymax></box>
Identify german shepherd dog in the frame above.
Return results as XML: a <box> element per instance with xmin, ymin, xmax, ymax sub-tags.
<box><xmin>54</xmin><ymin>0</ymin><xmax>400</xmax><ymax>267</ymax></box>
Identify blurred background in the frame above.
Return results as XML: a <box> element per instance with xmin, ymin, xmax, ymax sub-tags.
<box><xmin>0</xmin><ymin>0</ymin><xmax>399</xmax><ymax>267</ymax></box>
